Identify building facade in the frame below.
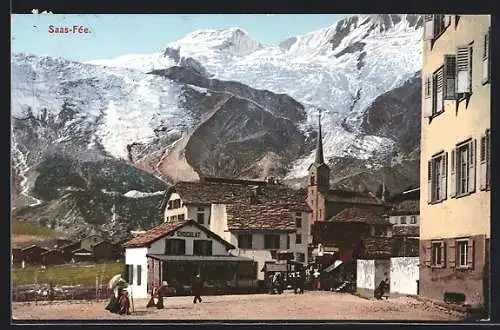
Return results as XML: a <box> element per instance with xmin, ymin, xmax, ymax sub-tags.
<box><xmin>421</xmin><ymin>15</ymin><xmax>491</xmax><ymax>309</ymax></box>
<box><xmin>161</xmin><ymin>178</ymin><xmax>312</xmax><ymax>281</ymax></box>
<box><xmin>123</xmin><ymin>220</ymin><xmax>254</xmax><ymax>298</ymax></box>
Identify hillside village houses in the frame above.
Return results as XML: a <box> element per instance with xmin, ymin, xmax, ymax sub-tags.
<box><xmin>421</xmin><ymin>15</ymin><xmax>490</xmax><ymax>310</ymax></box>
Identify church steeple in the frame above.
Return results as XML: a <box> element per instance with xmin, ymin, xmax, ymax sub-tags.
<box><xmin>315</xmin><ymin>111</ymin><xmax>325</xmax><ymax>165</ymax></box>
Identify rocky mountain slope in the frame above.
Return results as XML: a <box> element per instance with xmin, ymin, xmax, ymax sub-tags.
<box><xmin>11</xmin><ymin>14</ymin><xmax>424</xmax><ymax>237</ymax></box>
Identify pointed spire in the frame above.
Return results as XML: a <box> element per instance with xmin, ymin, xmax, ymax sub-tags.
<box><xmin>315</xmin><ymin>109</ymin><xmax>325</xmax><ymax>164</ymax></box>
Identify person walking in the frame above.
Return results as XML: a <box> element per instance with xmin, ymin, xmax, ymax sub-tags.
<box><xmin>118</xmin><ymin>289</ymin><xmax>131</xmax><ymax>315</ymax></box>
<box><xmin>192</xmin><ymin>274</ymin><xmax>203</xmax><ymax>304</ymax></box>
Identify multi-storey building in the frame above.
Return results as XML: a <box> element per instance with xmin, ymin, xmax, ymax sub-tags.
<box><xmin>161</xmin><ymin>177</ymin><xmax>312</xmax><ymax>281</ymax></box>
<box><xmin>420</xmin><ymin>15</ymin><xmax>490</xmax><ymax>310</ymax></box>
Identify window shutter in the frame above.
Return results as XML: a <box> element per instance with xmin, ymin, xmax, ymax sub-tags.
<box><xmin>165</xmin><ymin>239</ymin><xmax>171</xmax><ymax>255</ymax></box>
<box><xmin>486</xmin><ymin>130</ymin><xmax>491</xmax><ymax>188</ymax></box>
<box><xmin>441</xmin><ymin>152</ymin><xmax>448</xmax><ymax>200</ymax></box>
<box><xmin>427</xmin><ymin>160</ymin><xmax>433</xmax><ymax>203</ymax></box>
<box><xmin>468</xmin><ymin>139</ymin><xmax>476</xmax><ymax>193</ymax></box>
<box><xmin>480</xmin><ymin>135</ymin><xmax>487</xmax><ymax>190</ymax></box>
<box><xmin>482</xmin><ymin>30</ymin><xmax>490</xmax><ymax>83</ymax></box>
<box><xmin>424</xmin><ymin>15</ymin><xmax>435</xmax><ymax>40</ymax></box>
<box><xmin>448</xmin><ymin>240</ymin><xmax>456</xmax><ymax>268</ymax></box>
<box><xmin>467</xmin><ymin>238</ymin><xmax>475</xmax><ymax>269</ymax></box>
<box><xmin>180</xmin><ymin>240</ymin><xmax>186</xmax><ymax>255</ymax></box>
<box><xmin>450</xmin><ymin>149</ymin><xmax>457</xmax><ymax>197</ymax></box>
<box><xmin>456</xmin><ymin>45</ymin><xmax>471</xmax><ymax>94</ymax></box>
<box><xmin>443</xmin><ymin>15</ymin><xmax>451</xmax><ymax>27</ymax></box>
<box><xmin>423</xmin><ymin>76</ymin><xmax>433</xmax><ymax>117</ymax></box>
<box><xmin>440</xmin><ymin>242</ymin><xmax>447</xmax><ymax>268</ymax></box>
<box><xmin>424</xmin><ymin>241</ymin><xmax>432</xmax><ymax>267</ymax></box>
<box><xmin>435</xmin><ymin>68</ymin><xmax>444</xmax><ymax>113</ymax></box>
<box><xmin>137</xmin><ymin>265</ymin><xmax>142</xmax><ymax>286</ymax></box>
<box><xmin>207</xmin><ymin>241</ymin><xmax>213</xmax><ymax>256</ymax></box>
<box><xmin>444</xmin><ymin>55</ymin><xmax>456</xmax><ymax>100</ymax></box>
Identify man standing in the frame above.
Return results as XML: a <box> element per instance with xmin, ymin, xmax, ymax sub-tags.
<box><xmin>192</xmin><ymin>274</ymin><xmax>203</xmax><ymax>304</ymax></box>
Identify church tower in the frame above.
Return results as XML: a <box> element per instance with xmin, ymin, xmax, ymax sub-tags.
<box><xmin>307</xmin><ymin>112</ymin><xmax>330</xmax><ymax>223</ymax></box>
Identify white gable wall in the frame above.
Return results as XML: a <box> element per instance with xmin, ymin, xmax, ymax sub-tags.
<box><xmin>148</xmin><ymin>224</ymin><xmax>229</xmax><ymax>256</ymax></box>
<box><xmin>124</xmin><ymin>247</ymin><xmax>148</xmax><ymax>299</ymax></box>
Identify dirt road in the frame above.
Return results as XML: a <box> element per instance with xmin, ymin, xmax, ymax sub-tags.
<box><xmin>12</xmin><ymin>291</ymin><xmax>466</xmax><ymax>321</ymax></box>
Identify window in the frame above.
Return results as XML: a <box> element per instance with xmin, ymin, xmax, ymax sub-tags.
<box><xmin>264</xmin><ymin>234</ymin><xmax>280</xmax><ymax>249</ymax></box>
<box><xmin>197</xmin><ymin>211</ymin><xmax>204</xmax><ymax>225</ymax></box>
<box><xmin>178</xmin><ymin>213</ymin><xmax>185</xmax><ymax>221</ymax></box>
<box><xmin>457</xmin><ymin>240</ymin><xmax>468</xmax><ymax>268</ymax></box>
<box><xmin>296</xmin><ymin>234</ymin><xmax>302</xmax><ymax>244</ymax></box>
<box><xmin>238</xmin><ymin>234</ymin><xmax>252</xmax><ymax>249</ymax></box>
<box><xmin>136</xmin><ymin>265</ymin><xmax>142</xmax><ymax>286</ymax></box>
<box><xmin>170</xmin><ymin>199</ymin><xmax>182</xmax><ymax>209</ymax></box>
<box><xmin>400</xmin><ymin>216</ymin><xmax>407</xmax><ymax>225</ymax></box>
<box><xmin>456</xmin><ymin>44</ymin><xmax>473</xmax><ymax>96</ymax></box>
<box><xmin>431</xmin><ymin>241</ymin><xmax>445</xmax><ymax>267</ymax></box>
<box><xmin>286</xmin><ymin>235</ymin><xmax>290</xmax><ymax>249</ymax></box>
<box><xmin>410</xmin><ymin>216</ymin><xmax>417</xmax><ymax>224</ymax></box>
<box><xmin>296</xmin><ymin>252</ymin><xmax>305</xmax><ymax>263</ymax></box>
<box><xmin>423</xmin><ymin>14</ymin><xmax>451</xmax><ymax>41</ymax></box>
<box><xmin>451</xmin><ymin>139</ymin><xmax>476</xmax><ymax>197</ymax></box>
<box><xmin>432</xmin><ymin>67</ymin><xmax>444</xmax><ymax>115</ymax></box>
<box><xmin>123</xmin><ymin>264</ymin><xmax>133</xmax><ymax>284</ymax></box>
<box><xmin>427</xmin><ymin>152</ymin><xmax>448</xmax><ymax>203</ymax></box>
<box><xmin>193</xmin><ymin>240</ymin><xmax>212</xmax><ymax>256</ymax></box>
<box><xmin>480</xmin><ymin>130</ymin><xmax>491</xmax><ymax>190</ymax></box>
<box><xmin>165</xmin><ymin>239</ymin><xmax>186</xmax><ymax>255</ymax></box>
<box><xmin>375</xmin><ymin>227</ymin><xmax>386</xmax><ymax>237</ymax></box>
<box><xmin>319</xmin><ymin>209</ymin><xmax>322</xmax><ymax>219</ymax></box>
<box><xmin>295</xmin><ymin>213</ymin><xmax>302</xmax><ymax>228</ymax></box>
<box><xmin>482</xmin><ymin>28</ymin><xmax>491</xmax><ymax>84</ymax></box>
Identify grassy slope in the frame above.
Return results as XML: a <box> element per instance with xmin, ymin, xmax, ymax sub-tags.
<box><xmin>12</xmin><ymin>220</ymin><xmax>67</xmax><ymax>238</ymax></box>
<box><xmin>12</xmin><ymin>262</ymin><xmax>124</xmax><ymax>286</ymax></box>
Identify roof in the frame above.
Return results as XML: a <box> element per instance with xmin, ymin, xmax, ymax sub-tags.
<box><xmin>324</xmin><ymin>189</ymin><xmax>384</xmax><ymax>205</ymax></box>
<box><xmin>361</xmin><ymin>237</ymin><xmax>393</xmax><ymax>259</ymax></box>
<box><xmin>329</xmin><ymin>208</ymin><xmax>391</xmax><ymax>225</ymax></box>
<box><xmin>226</xmin><ymin>202</ymin><xmax>297</xmax><ymax>231</ymax></box>
<box><xmin>147</xmin><ymin>254</ymin><xmax>253</xmax><ymax>262</ymax></box>
<box><xmin>392</xmin><ymin>225</ymin><xmax>419</xmax><ymax>237</ymax></box>
<box><xmin>123</xmin><ymin>219</ymin><xmax>235</xmax><ymax>250</ymax></box>
<box><xmin>389</xmin><ymin>200</ymin><xmax>420</xmax><ymax>215</ymax></box>
<box><xmin>21</xmin><ymin>245</ymin><xmax>49</xmax><ymax>252</ymax></box>
<box><xmin>161</xmin><ymin>177</ymin><xmax>311</xmax><ymax>211</ymax></box>
<box><xmin>41</xmin><ymin>249</ymin><xmax>63</xmax><ymax>256</ymax></box>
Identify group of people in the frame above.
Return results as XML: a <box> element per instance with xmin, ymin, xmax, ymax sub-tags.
<box><xmin>267</xmin><ymin>271</ymin><xmax>306</xmax><ymax>294</ymax></box>
<box><xmin>106</xmin><ymin>274</ymin><xmax>205</xmax><ymax>315</ymax></box>
<box><xmin>105</xmin><ymin>279</ymin><xmax>131</xmax><ymax>315</ymax></box>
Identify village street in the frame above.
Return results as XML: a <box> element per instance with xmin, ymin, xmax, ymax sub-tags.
<box><xmin>12</xmin><ymin>291</ymin><xmax>466</xmax><ymax>321</ymax></box>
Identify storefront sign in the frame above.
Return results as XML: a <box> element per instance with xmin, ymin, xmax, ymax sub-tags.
<box><xmin>176</xmin><ymin>231</ymin><xmax>201</xmax><ymax>238</ymax></box>
<box><xmin>323</xmin><ymin>246</ymin><xmax>339</xmax><ymax>253</ymax></box>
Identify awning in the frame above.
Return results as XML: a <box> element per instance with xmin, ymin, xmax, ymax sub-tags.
<box><xmin>323</xmin><ymin>260</ymin><xmax>343</xmax><ymax>273</ymax></box>
<box><xmin>147</xmin><ymin>254</ymin><xmax>253</xmax><ymax>262</ymax></box>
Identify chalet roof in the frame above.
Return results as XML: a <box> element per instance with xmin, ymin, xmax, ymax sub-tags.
<box><xmin>329</xmin><ymin>208</ymin><xmax>390</xmax><ymax>225</ymax></box>
<box><xmin>361</xmin><ymin>237</ymin><xmax>393</xmax><ymax>259</ymax></box>
<box><xmin>21</xmin><ymin>245</ymin><xmax>49</xmax><ymax>252</ymax></box>
<box><xmin>389</xmin><ymin>200</ymin><xmax>420</xmax><ymax>215</ymax></box>
<box><xmin>324</xmin><ymin>189</ymin><xmax>384</xmax><ymax>205</ymax></box>
<box><xmin>392</xmin><ymin>225</ymin><xmax>419</xmax><ymax>237</ymax></box>
<box><xmin>161</xmin><ymin>178</ymin><xmax>310</xmax><ymax>211</ymax></box>
<box><xmin>226</xmin><ymin>203</ymin><xmax>296</xmax><ymax>231</ymax></box>
<box><xmin>122</xmin><ymin>219</ymin><xmax>235</xmax><ymax>250</ymax></box>
<box><xmin>41</xmin><ymin>249</ymin><xmax>63</xmax><ymax>256</ymax></box>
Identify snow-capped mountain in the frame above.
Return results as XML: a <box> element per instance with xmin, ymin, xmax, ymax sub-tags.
<box><xmin>87</xmin><ymin>14</ymin><xmax>423</xmax><ymax>178</ymax></box>
<box><xmin>11</xmin><ymin>14</ymin><xmax>424</xmax><ymax>237</ymax></box>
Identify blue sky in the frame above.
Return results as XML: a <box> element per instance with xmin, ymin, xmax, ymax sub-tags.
<box><xmin>11</xmin><ymin>14</ymin><xmax>347</xmax><ymax>62</ymax></box>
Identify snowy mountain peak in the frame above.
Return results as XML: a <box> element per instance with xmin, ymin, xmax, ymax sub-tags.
<box><xmin>168</xmin><ymin>27</ymin><xmax>264</xmax><ymax>58</ymax></box>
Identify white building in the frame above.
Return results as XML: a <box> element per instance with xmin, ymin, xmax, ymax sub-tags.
<box><xmin>161</xmin><ymin>177</ymin><xmax>312</xmax><ymax>281</ymax></box>
<box><xmin>123</xmin><ymin>219</ymin><xmax>254</xmax><ymax>298</ymax></box>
